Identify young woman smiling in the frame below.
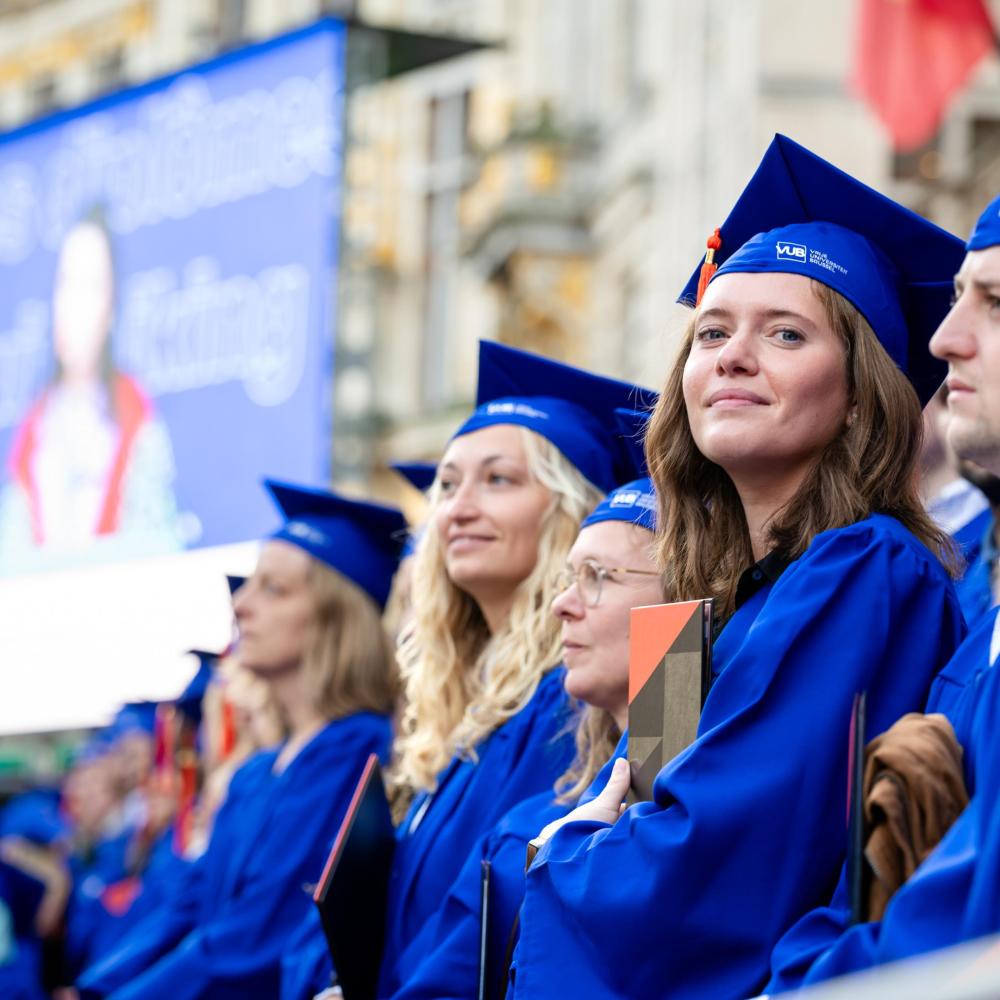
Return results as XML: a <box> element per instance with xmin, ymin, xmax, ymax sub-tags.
<box><xmin>375</xmin><ymin>342</ymin><xmax>654</xmax><ymax>997</ymax></box>
<box><xmin>77</xmin><ymin>482</ymin><xmax>405</xmax><ymax>1000</ymax></box>
<box><xmin>508</xmin><ymin>135</ymin><xmax>969</xmax><ymax>1000</ymax></box>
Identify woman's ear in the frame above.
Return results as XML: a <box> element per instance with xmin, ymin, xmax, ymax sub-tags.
<box><xmin>845</xmin><ymin>402</ymin><xmax>859</xmax><ymax>429</ymax></box>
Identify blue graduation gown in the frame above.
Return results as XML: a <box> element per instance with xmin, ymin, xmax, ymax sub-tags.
<box><xmin>509</xmin><ymin>515</ymin><xmax>965</xmax><ymax>1000</ymax></box>
<box><xmin>77</xmin><ymin>712</ymin><xmax>391</xmax><ymax>1000</ymax></box>
<box><xmin>766</xmin><ymin>606</ymin><xmax>1000</xmax><ymax>992</ymax></box>
<box><xmin>377</xmin><ymin>668</ymin><xmax>575</xmax><ymax>996</ymax></box>
<box><xmin>279</xmin><ymin>906</ymin><xmax>332</xmax><ymax>1000</ymax></box>
<box><xmin>66</xmin><ymin>826</ymin><xmax>135</xmax><ymax>976</ymax></box>
<box><xmin>952</xmin><ymin>508</ymin><xmax>996</xmax><ymax>627</ymax></box>
<box><xmin>72</xmin><ymin>829</ymin><xmax>193</xmax><ymax>975</ymax></box>
<box><xmin>0</xmin><ymin>863</ymin><xmax>47</xmax><ymax>1000</ymax></box>
<box><xmin>391</xmin><ymin>790</ymin><xmax>569</xmax><ymax>1000</ymax></box>
<box><xmin>0</xmin><ymin>922</ymin><xmax>46</xmax><ymax>1000</ymax></box>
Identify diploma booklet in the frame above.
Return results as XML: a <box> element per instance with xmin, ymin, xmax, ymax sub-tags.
<box><xmin>627</xmin><ymin>599</ymin><xmax>713</xmax><ymax>802</ymax></box>
<box><xmin>313</xmin><ymin>753</ymin><xmax>395</xmax><ymax>1000</ymax></box>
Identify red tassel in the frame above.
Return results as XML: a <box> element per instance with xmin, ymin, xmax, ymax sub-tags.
<box><xmin>153</xmin><ymin>705</ymin><xmax>175</xmax><ymax>776</ymax></box>
<box><xmin>173</xmin><ymin>736</ymin><xmax>199</xmax><ymax>855</ymax></box>
<box><xmin>696</xmin><ymin>228</ymin><xmax>723</xmax><ymax>306</ymax></box>
<box><xmin>219</xmin><ymin>697</ymin><xmax>237</xmax><ymax>760</ymax></box>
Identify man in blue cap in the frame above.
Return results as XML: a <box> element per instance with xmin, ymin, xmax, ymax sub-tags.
<box><xmin>507</xmin><ymin>135</ymin><xmax>966</xmax><ymax>1000</ymax></box>
<box><xmin>763</xmin><ymin>193</ymin><xmax>1000</xmax><ymax>992</ymax></box>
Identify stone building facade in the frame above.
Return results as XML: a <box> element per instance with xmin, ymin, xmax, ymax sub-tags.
<box><xmin>2</xmin><ymin>0</ymin><xmax>998</xmax><ymax>508</ymax></box>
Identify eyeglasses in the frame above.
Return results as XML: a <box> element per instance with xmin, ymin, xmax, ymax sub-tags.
<box><xmin>553</xmin><ymin>559</ymin><xmax>660</xmax><ymax>608</ymax></box>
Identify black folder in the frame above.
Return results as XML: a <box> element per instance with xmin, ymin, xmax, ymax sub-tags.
<box><xmin>847</xmin><ymin>690</ymin><xmax>868</xmax><ymax>924</ymax></box>
<box><xmin>313</xmin><ymin>753</ymin><xmax>396</xmax><ymax>1000</ymax></box>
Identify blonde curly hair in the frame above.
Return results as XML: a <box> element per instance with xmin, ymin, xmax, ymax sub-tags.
<box><xmin>388</xmin><ymin>426</ymin><xmax>602</xmax><ymax>814</ymax></box>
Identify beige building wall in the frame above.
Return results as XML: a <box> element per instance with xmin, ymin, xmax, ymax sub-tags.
<box><xmin>1</xmin><ymin>0</ymin><xmax>998</xmax><ymax>501</ymax></box>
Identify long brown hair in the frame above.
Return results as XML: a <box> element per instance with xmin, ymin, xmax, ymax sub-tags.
<box><xmin>302</xmin><ymin>559</ymin><xmax>400</xmax><ymax>720</ymax></box>
<box><xmin>553</xmin><ymin>706</ymin><xmax>621</xmax><ymax>804</ymax></box>
<box><xmin>645</xmin><ymin>280</ymin><xmax>958</xmax><ymax>617</ymax></box>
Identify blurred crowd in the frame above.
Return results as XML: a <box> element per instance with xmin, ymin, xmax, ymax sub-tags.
<box><xmin>3</xmin><ymin>132</ymin><xmax>1000</xmax><ymax>1000</ymax></box>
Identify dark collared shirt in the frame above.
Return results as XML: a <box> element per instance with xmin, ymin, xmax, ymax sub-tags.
<box><xmin>711</xmin><ymin>549</ymin><xmax>793</xmax><ymax>645</ymax></box>
<box><xmin>734</xmin><ymin>549</ymin><xmax>792</xmax><ymax>610</ymax></box>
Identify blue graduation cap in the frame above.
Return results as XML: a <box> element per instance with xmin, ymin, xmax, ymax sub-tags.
<box><xmin>0</xmin><ymin>789</ymin><xmax>67</xmax><ymax>846</ymax></box>
<box><xmin>453</xmin><ymin>341</ymin><xmax>658</xmax><ymax>492</ymax></box>
<box><xmin>176</xmin><ymin>650</ymin><xmax>219</xmax><ymax>726</ymax></box>
<box><xmin>968</xmin><ymin>194</ymin><xmax>1000</xmax><ymax>251</ymax></box>
<box><xmin>680</xmin><ymin>134</ymin><xmax>967</xmax><ymax>405</ymax></box>
<box><xmin>390</xmin><ymin>461</ymin><xmax>437</xmax><ymax>493</ymax></box>
<box><xmin>581</xmin><ymin>477</ymin><xmax>658</xmax><ymax>533</ymax></box>
<box><xmin>389</xmin><ymin>462</ymin><xmax>436</xmax><ymax>559</ymax></box>
<box><xmin>399</xmin><ymin>530</ymin><xmax>423</xmax><ymax>560</ymax></box>
<box><xmin>614</xmin><ymin>407</ymin><xmax>655</xmax><ymax>479</ymax></box>
<box><xmin>265</xmin><ymin>480</ymin><xmax>407</xmax><ymax>609</ymax></box>
<box><xmin>72</xmin><ymin>730</ymin><xmax>114</xmax><ymax>766</ymax></box>
<box><xmin>110</xmin><ymin>701</ymin><xmax>158</xmax><ymax>741</ymax></box>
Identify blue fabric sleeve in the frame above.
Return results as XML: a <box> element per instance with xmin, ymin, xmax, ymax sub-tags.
<box><xmin>77</xmin><ymin>856</ymin><xmax>203</xmax><ymax>995</ymax></box>
<box><xmin>279</xmin><ymin>907</ymin><xmax>333</xmax><ymax>1000</ymax></box>
<box><xmin>393</xmin><ymin>793</ymin><xmax>567</xmax><ymax>1000</ymax></box>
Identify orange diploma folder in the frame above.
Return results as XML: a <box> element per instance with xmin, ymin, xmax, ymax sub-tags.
<box><xmin>627</xmin><ymin>599</ymin><xmax>713</xmax><ymax>801</ymax></box>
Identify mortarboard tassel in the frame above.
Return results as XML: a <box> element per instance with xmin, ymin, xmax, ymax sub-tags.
<box><xmin>173</xmin><ymin>732</ymin><xmax>199</xmax><ymax>855</ymax></box>
<box><xmin>219</xmin><ymin>696</ymin><xmax>237</xmax><ymax>760</ymax></box>
<box><xmin>695</xmin><ymin>229</ymin><xmax>723</xmax><ymax>306</ymax></box>
<box><xmin>152</xmin><ymin>704</ymin><xmax>175</xmax><ymax>779</ymax></box>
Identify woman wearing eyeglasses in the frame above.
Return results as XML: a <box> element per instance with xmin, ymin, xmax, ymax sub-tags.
<box><xmin>386</xmin><ymin>479</ymin><xmax>663</xmax><ymax>1000</ymax></box>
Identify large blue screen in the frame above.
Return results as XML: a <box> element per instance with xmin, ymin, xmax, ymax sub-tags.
<box><xmin>0</xmin><ymin>20</ymin><xmax>345</xmax><ymax>576</ymax></box>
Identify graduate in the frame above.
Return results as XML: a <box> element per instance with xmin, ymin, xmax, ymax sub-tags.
<box><xmin>764</xmin><ymin>192</ymin><xmax>1000</xmax><ymax>992</ymax></box>
<box><xmin>374</xmin><ymin>342</ymin><xmax>656</xmax><ymax>997</ymax></box>
<box><xmin>390</xmin><ymin>476</ymin><xmax>664</xmax><ymax>1000</ymax></box>
<box><xmin>66</xmin><ymin>700</ymin><xmax>172</xmax><ymax>975</ymax></box>
<box><xmin>508</xmin><ymin>134</ymin><xmax>967</xmax><ymax>1000</ymax></box>
<box><xmin>76</xmin><ymin>481</ymin><xmax>405</xmax><ymax>1000</ymax></box>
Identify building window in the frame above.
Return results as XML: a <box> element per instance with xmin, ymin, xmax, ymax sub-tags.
<box><xmin>217</xmin><ymin>0</ymin><xmax>246</xmax><ymax>50</ymax></box>
<box><xmin>620</xmin><ymin>271</ymin><xmax>646</xmax><ymax>382</ymax></box>
<box><xmin>421</xmin><ymin>90</ymin><xmax>469</xmax><ymax>409</ymax></box>
<box><xmin>94</xmin><ymin>48</ymin><xmax>125</xmax><ymax>93</ymax></box>
<box><xmin>29</xmin><ymin>74</ymin><xmax>58</xmax><ymax>118</ymax></box>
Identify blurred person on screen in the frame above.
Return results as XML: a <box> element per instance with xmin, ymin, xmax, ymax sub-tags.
<box><xmin>0</xmin><ymin>205</ymin><xmax>181</xmax><ymax>574</ymax></box>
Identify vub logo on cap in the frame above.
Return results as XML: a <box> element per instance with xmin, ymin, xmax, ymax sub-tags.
<box><xmin>776</xmin><ymin>241</ymin><xmax>807</xmax><ymax>261</ymax></box>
